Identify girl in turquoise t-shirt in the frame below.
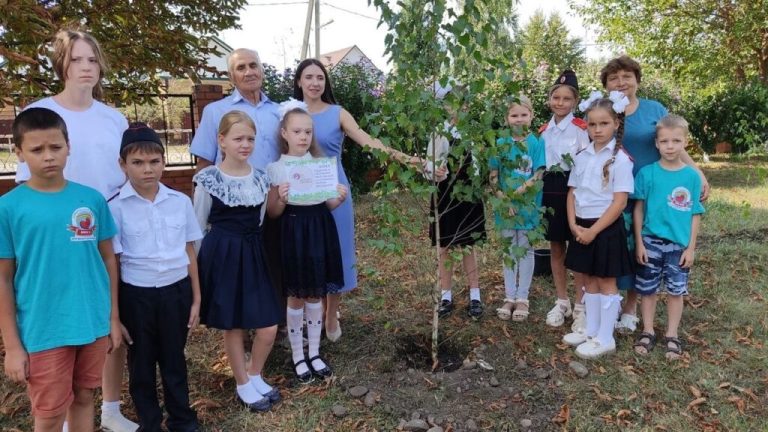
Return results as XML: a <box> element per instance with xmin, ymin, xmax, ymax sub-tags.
<box><xmin>490</xmin><ymin>96</ymin><xmax>545</xmax><ymax>322</ymax></box>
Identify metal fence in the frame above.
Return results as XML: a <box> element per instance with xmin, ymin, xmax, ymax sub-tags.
<box><xmin>0</xmin><ymin>94</ymin><xmax>197</xmax><ymax>175</ymax></box>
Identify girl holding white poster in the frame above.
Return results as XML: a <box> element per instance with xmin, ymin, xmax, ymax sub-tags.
<box><xmin>266</xmin><ymin>101</ymin><xmax>348</xmax><ymax>383</ymax></box>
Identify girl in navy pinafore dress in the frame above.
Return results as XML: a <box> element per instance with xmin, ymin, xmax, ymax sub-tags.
<box><xmin>266</xmin><ymin>100</ymin><xmax>347</xmax><ymax>384</ymax></box>
<box><xmin>194</xmin><ymin>111</ymin><xmax>281</xmax><ymax>412</ymax></box>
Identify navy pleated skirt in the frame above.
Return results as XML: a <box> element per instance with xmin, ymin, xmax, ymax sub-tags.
<box><xmin>280</xmin><ymin>204</ymin><xmax>344</xmax><ymax>299</ymax></box>
<box><xmin>198</xmin><ymin>224</ymin><xmax>281</xmax><ymax>330</ymax></box>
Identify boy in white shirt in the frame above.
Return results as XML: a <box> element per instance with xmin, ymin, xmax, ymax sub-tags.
<box><xmin>109</xmin><ymin>124</ymin><xmax>202</xmax><ymax>432</ymax></box>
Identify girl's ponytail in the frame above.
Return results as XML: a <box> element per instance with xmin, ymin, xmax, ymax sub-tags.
<box><xmin>601</xmin><ymin>112</ymin><xmax>625</xmax><ymax>187</ymax></box>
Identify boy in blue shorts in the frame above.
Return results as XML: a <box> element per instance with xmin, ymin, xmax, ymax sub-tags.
<box><xmin>110</xmin><ymin>123</ymin><xmax>202</xmax><ymax>432</ymax></box>
<box><xmin>631</xmin><ymin>114</ymin><xmax>704</xmax><ymax>360</ymax></box>
<box><xmin>0</xmin><ymin>107</ymin><xmax>121</xmax><ymax>432</ymax></box>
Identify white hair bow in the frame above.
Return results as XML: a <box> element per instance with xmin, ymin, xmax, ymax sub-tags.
<box><xmin>578</xmin><ymin>90</ymin><xmax>604</xmax><ymax>112</ymax></box>
<box><xmin>608</xmin><ymin>91</ymin><xmax>630</xmax><ymax>114</ymax></box>
<box><xmin>278</xmin><ymin>98</ymin><xmax>309</xmax><ymax>120</ymax></box>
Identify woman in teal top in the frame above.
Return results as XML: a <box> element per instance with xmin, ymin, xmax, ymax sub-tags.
<box><xmin>599</xmin><ymin>56</ymin><xmax>710</xmax><ymax>331</ymax></box>
<box><xmin>292</xmin><ymin>58</ymin><xmax>420</xmax><ymax>342</ymax></box>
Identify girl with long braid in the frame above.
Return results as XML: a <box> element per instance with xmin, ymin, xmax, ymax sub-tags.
<box><xmin>561</xmin><ymin>93</ymin><xmax>635</xmax><ymax>359</ymax></box>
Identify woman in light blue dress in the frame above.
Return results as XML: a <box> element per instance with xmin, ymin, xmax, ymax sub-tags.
<box><xmin>293</xmin><ymin>58</ymin><xmax>419</xmax><ymax>341</ymax></box>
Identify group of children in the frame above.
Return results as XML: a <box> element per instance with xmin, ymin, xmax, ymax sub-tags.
<box><xmin>1</xmin><ymin>98</ymin><xmax>349</xmax><ymax>430</ymax></box>
<box><xmin>0</xmin><ymin>35</ymin><xmax>704</xmax><ymax>431</ymax></box>
<box><xmin>484</xmin><ymin>70</ymin><xmax>703</xmax><ymax>360</ymax></box>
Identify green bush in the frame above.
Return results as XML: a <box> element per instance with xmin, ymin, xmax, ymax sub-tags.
<box><xmin>262</xmin><ymin>62</ymin><xmax>383</xmax><ymax>195</ymax></box>
<box><xmin>637</xmin><ymin>75</ymin><xmax>682</xmax><ymax>113</ymax></box>
<box><xmin>682</xmin><ymin>80</ymin><xmax>768</xmax><ymax>154</ymax></box>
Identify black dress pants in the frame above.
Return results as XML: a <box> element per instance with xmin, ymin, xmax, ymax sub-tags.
<box><xmin>119</xmin><ymin>277</ymin><xmax>198</xmax><ymax>432</ymax></box>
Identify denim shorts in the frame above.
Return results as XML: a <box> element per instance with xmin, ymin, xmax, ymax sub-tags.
<box><xmin>635</xmin><ymin>235</ymin><xmax>690</xmax><ymax>296</ymax></box>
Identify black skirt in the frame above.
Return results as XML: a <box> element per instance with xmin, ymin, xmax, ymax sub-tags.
<box><xmin>429</xmin><ymin>149</ymin><xmax>487</xmax><ymax>248</ymax></box>
<box><xmin>280</xmin><ymin>204</ymin><xmax>344</xmax><ymax>298</ymax></box>
<box><xmin>542</xmin><ymin>171</ymin><xmax>571</xmax><ymax>242</ymax></box>
<box><xmin>565</xmin><ymin>217</ymin><xmax>634</xmax><ymax>278</ymax></box>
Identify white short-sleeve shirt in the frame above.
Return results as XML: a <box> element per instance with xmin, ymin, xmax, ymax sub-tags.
<box><xmin>109</xmin><ymin>182</ymin><xmax>203</xmax><ymax>287</ymax></box>
<box><xmin>541</xmin><ymin>113</ymin><xmax>590</xmax><ymax>171</ymax></box>
<box><xmin>568</xmin><ymin>139</ymin><xmax>634</xmax><ymax>219</ymax></box>
<box><xmin>18</xmin><ymin>97</ymin><xmax>128</xmax><ymax>199</ymax></box>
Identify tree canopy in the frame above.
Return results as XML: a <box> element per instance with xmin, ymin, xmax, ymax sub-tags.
<box><xmin>0</xmin><ymin>0</ymin><xmax>247</xmax><ymax>105</ymax></box>
<box><xmin>519</xmin><ymin>10</ymin><xmax>585</xmax><ymax>80</ymax></box>
<box><xmin>575</xmin><ymin>0</ymin><xmax>768</xmax><ymax>91</ymax></box>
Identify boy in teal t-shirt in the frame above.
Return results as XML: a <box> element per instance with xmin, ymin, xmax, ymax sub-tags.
<box><xmin>631</xmin><ymin>114</ymin><xmax>703</xmax><ymax>361</ymax></box>
<box><xmin>489</xmin><ymin>96</ymin><xmax>545</xmax><ymax>322</ymax></box>
<box><xmin>0</xmin><ymin>108</ymin><xmax>120</xmax><ymax>432</ymax></box>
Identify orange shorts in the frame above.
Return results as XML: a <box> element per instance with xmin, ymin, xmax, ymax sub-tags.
<box><xmin>26</xmin><ymin>337</ymin><xmax>109</xmax><ymax>418</ymax></box>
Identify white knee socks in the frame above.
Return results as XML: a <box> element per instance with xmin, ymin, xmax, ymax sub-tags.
<box><xmin>286</xmin><ymin>306</ymin><xmax>308</xmax><ymax>375</ymax></box>
<box><xmin>583</xmin><ymin>292</ymin><xmax>601</xmax><ymax>338</ymax></box>
<box><xmin>305</xmin><ymin>301</ymin><xmax>327</xmax><ymax>371</ymax></box>
<box><xmin>597</xmin><ymin>294</ymin><xmax>622</xmax><ymax>347</ymax></box>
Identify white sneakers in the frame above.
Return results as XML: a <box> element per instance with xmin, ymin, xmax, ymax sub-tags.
<box><xmin>545</xmin><ymin>299</ymin><xmax>572</xmax><ymax>327</ymax></box>
<box><xmin>615</xmin><ymin>313</ymin><xmax>639</xmax><ymax>334</ymax></box>
<box><xmin>571</xmin><ymin>304</ymin><xmax>586</xmax><ymax>333</ymax></box>
<box><xmin>100</xmin><ymin>412</ymin><xmax>139</xmax><ymax>432</ymax></box>
<box><xmin>575</xmin><ymin>338</ymin><xmax>616</xmax><ymax>359</ymax></box>
<box><xmin>563</xmin><ymin>331</ymin><xmax>588</xmax><ymax>346</ymax></box>
<box><xmin>562</xmin><ymin>306</ymin><xmax>588</xmax><ymax>346</ymax></box>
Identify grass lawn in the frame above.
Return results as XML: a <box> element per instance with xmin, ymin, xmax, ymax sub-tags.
<box><xmin>1</xmin><ymin>155</ymin><xmax>766</xmax><ymax>431</ymax></box>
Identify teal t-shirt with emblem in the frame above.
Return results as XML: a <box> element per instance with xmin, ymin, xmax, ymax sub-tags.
<box><xmin>0</xmin><ymin>182</ymin><xmax>116</xmax><ymax>353</ymax></box>
<box><xmin>633</xmin><ymin>162</ymin><xmax>704</xmax><ymax>247</ymax></box>
<box><xmin>489</xmin><ymin>133</ymin><xmax>545</xmax><ymax>230</ymax></box>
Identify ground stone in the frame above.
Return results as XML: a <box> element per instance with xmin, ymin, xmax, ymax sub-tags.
<box><xmin>515</xmin><ymin>359</ymin><xmax>528</xmax><ymax>370</ymax></box>
<box><xmin>520</xmin><ymin>418</ymin><xmax>532</xmax><ymax>428</ymax></box>
<box><xmin>569</xmin><ymin>361</ymin><xmax>589</xmax><ymax>378</ymax></box>
<box><xmin>411</xmin><ymin>411</ymin><xmax>421</xmax><ymax>420</ymax></box>
<box><xmin>348</xmin><ymin>385</ymin><xmax>369</xmax><ymax>397</ymax></box>
<box><xmin>403</xmin><ymin>419</ymin><xmax>430</xmax><ymax>431</ymax></box>
<box><xmin>462</xmin><ymin>360</ymin><xmax>477</xmax><ymax>370</ymax></box>
<box><xmin>364</xmin><ymin>392</ymin><xmax>377</xmax><ymax>407</ymax></box>
<box><xmin>489</xmin><ymin>376</ymin><xmax>500</xmax><ymax>387</ymax></box>
<box><xmin>534</xmin><ymin>368</ymin><xmax>551</xmax><ymax>380</ymax></box>
<box><xmin>427</xmin><ymin>428</ymin><xmax>444</xmax><ymax>432</ymax></box>
<box><xmin>331</xmin><ymin>404</ymin><xmax>347</xmax><ymax>418</ymax></box>
<box><xmin>465</xmin><ymin>419</ymin><xmax>478</xmax><ymax>431</ymax></box>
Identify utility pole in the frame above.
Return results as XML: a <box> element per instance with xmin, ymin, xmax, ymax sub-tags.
<box><xmin>314</xmin><ymin>0</ymin><xmax>320</xmax><ymax>58</ymax></box>
<box><xmin>300</xmin><ymin>0</ymin><xmax>314</xmax><ymax>60</ymax></box>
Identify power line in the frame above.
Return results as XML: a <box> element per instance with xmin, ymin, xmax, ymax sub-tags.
<box><xmin>321</xmin><ymin>2</ymin><xmax>378</xmax><ymax>21</ymax></box>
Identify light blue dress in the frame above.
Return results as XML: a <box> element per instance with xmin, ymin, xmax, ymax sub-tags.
<box><xmin>312</xmin><ymin>105</ymin><xmax>357</xmax><ymax>292</ymax></box>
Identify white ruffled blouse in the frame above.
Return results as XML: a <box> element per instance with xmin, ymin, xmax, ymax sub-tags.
<box><xmin>192</xmin><ymin>166</ymin><xmax>270</xmax><ymax>238</ymax></box>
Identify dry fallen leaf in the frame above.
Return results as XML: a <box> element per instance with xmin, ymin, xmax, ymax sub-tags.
<box><xmin>552</xmin><ymin>403</ymin><xmax>570</xmax><ymax>425</ymax></box>
<box><xmin>687</xmin><ymin>397</ymin><xmax>707</xmax><ymax>410</ymax></box>
<box><xmin>727</xmin><ymin>396</ymin><xmax>746</xmax><ymax>415</ymax></box>
<box><xmin>689</xmin><ymin>385</ymin><xmax>703</xmax><ymax>398</ymax></box>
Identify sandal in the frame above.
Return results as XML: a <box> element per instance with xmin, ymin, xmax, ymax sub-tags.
<box><xmin>512</xmin><ymin>299</ymin><xmax>529</xmax><ymax>322</ymax></box>
<box><xmin>664</xmin><ymin>336</ymin><xmax>684</xmax><ymax>360</ymax></box>
<box><xmin>495</xmin><ymin>300</ymin><xmax>514</xmax><ymax>321</ymax></box>
<box><xmin>633</xmin><ymin>332</ymin><xmax>656</xmax><ymax>356</ymax></box>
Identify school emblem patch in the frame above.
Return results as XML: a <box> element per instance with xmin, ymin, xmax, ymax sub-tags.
<box><xmin>514</xmin><ymin>155</ymin><xmax>533</xmax><ymax>176</ymax></box>
<box><xmin>67</xmin><ymin>207</ymin><xmax>97</xmax><ymax>241</ymax></box>
<box><xmin>667</xmin><ymin>187</ymin><xmax>692</xmax><ymax>211</ymax></box>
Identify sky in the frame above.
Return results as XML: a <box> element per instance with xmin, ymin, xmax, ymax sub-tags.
<box><xmin>220</xmin><ymin>0</ymin><xmax>609</xmax><ymax>72</ymax></box>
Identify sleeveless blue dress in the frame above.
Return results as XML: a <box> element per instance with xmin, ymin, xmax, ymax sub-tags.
<box><xmin>311</xmin><ymin>105</ymin><xmax>358</xmax><ymax>292</ymax></box>
<box><xmin>194</xmin><ymin>167</ymin><xmax>281</xmax><ymax>329</ymax></box>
